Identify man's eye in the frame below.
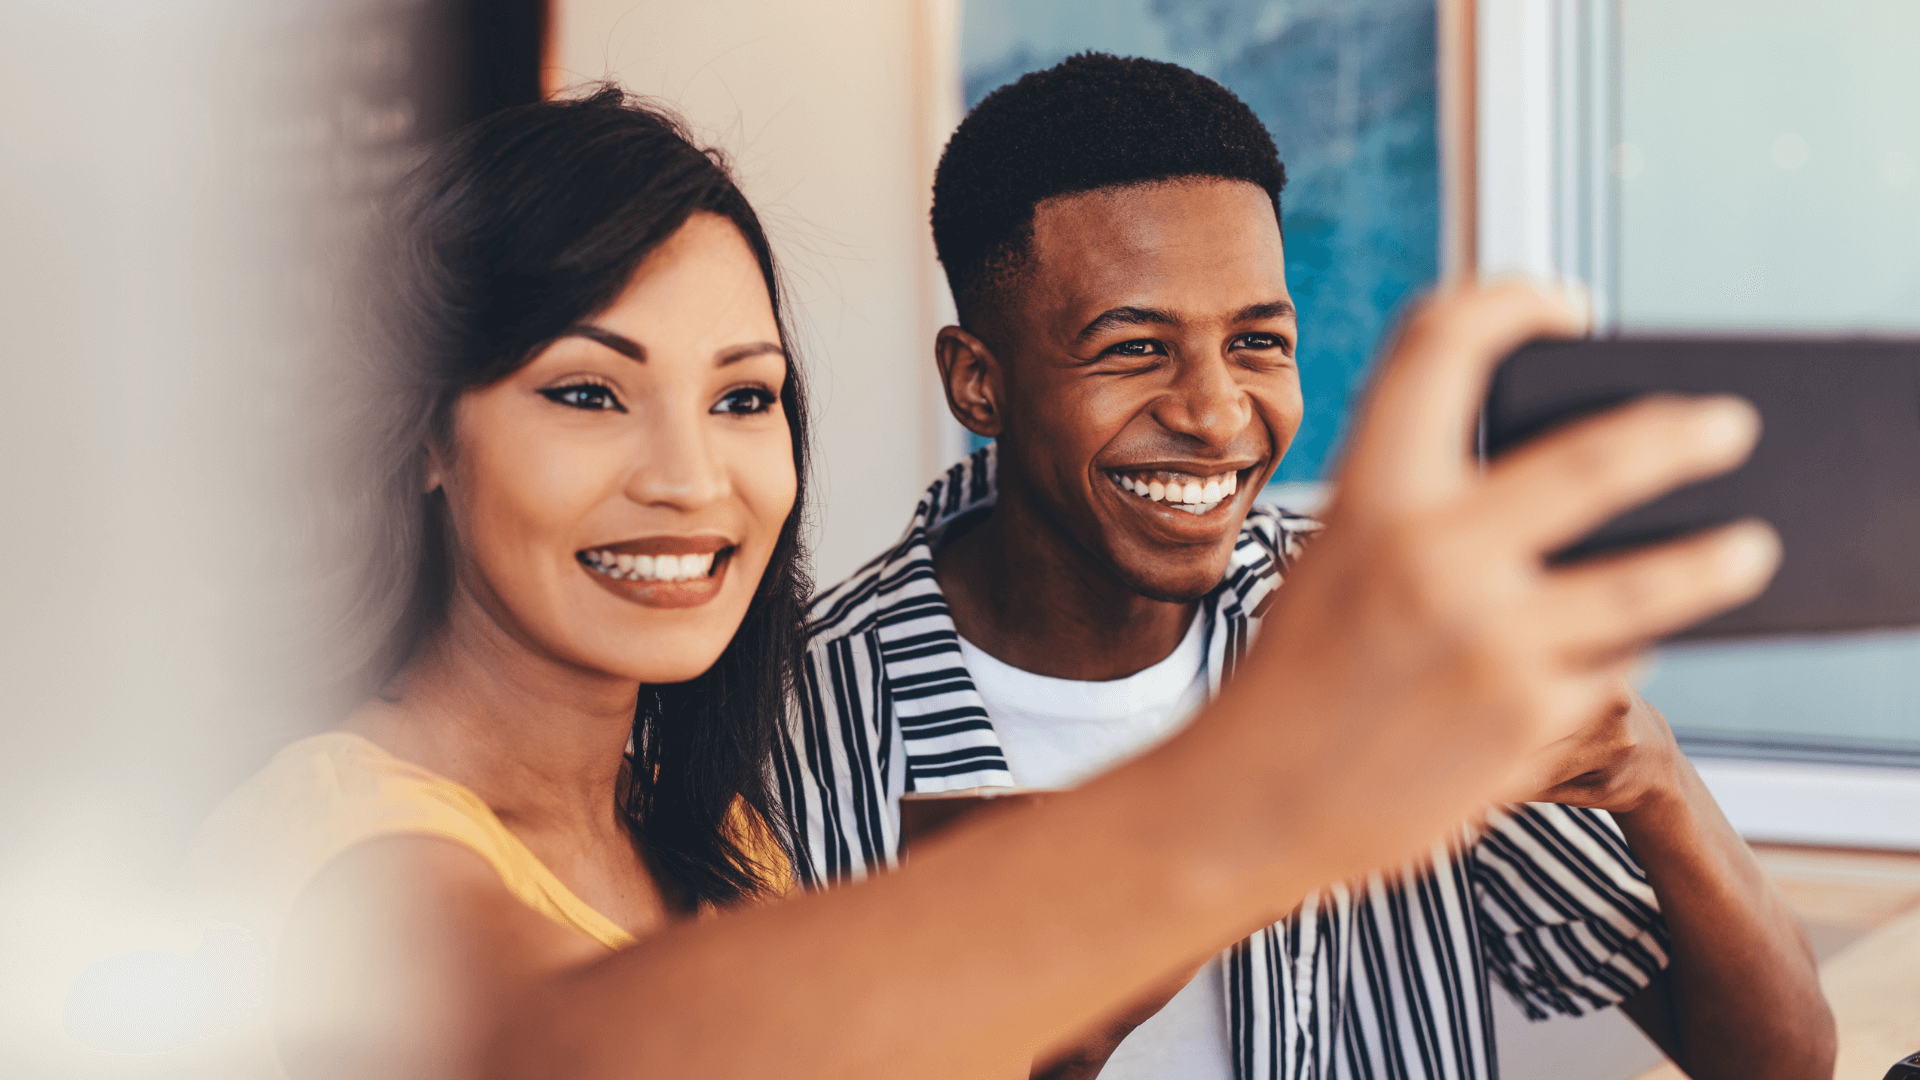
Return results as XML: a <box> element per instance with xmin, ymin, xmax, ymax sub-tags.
<box><xmin>538</xmin><ymin>383</ymin><xmax>624</xmax><ymax>411</ymax></box>
<box><xmin>1235</xmin><ymin>333</ymin><xmax>1288</xmax><ymax>351</ymax></box>
<box><xmin>712</xmin><ymin>387</ymin><xmax>777</xmax><ymax>416</ymax></box>
<box><xmin>1108</xmin><ymin>339</ymin><xmax>1166</xmax><ymax>358</ymax></box>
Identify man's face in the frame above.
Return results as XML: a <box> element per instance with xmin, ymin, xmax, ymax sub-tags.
<box><xmin>988</xmin><ymin>179</ymin><xmax>1302</xmax><ymax>601</ymax></box>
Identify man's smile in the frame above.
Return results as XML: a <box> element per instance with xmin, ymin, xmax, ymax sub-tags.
<box><xmin>1104</xmin><ymin>467</ymin><xmax>1245</xmax><ymax>515</ymax></box>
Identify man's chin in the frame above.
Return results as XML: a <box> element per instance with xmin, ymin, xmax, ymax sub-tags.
<box><xmin>1114</xmin><ymin>561</ymin><xmax>1234</xmax><ymax>605</ymax></box>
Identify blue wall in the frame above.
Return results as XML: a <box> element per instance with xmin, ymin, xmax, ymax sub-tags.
<box><xmin>960</xmin><ymin>0</ymin><xmax>1441</xmax><ymax>482</ymax></box>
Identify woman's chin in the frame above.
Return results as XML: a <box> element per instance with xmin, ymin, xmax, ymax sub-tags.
<box><xmin>582</xmin><ymin>639</ymin><xmax>729</xmax><ymax>687</ymax></box>
<box><xmin>633</xmin><ymin>658</ymin><xmax>723</xmax><ymax>685</ymax></box>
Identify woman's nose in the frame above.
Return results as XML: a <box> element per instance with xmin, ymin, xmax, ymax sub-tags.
<box><xmin>624</xmin><ymin>409</ymin><xmax>729</xmax><ymax>510</ymax></box>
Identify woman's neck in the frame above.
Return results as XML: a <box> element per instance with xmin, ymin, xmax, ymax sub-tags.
<box><xmin>344</xmin><ymin>591</ymin><xmax>639</xmax><ymax>835</ymax></box>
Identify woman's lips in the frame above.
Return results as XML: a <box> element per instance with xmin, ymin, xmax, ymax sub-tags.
<box><xmin>577</xmin><ymin>541</ymin><xmax>735</xmax><ymax>609</ymax></box>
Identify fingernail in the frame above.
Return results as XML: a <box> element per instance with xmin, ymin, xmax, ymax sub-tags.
<box><xmin>1482</xmin><ymin>273</ymin><xmax>1594</xmax><ymax>328</ymax></box>
<box><xmin>1693</xmin><ymin>397</ymin><xmax>1761</xmax><ymax>452</ymax></box>
<box><xmin>1717</xmin><ymin>520</ymin><xmax>1782</xmax><ymax>583</ymax></box>
<box><xmin>1549</xmin><ymin>279</ymin><xmax>1593</xmax><ymax>329</ymax></box>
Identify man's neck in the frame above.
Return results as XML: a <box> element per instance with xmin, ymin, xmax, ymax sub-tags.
<box><xmin>934</xmin><ymin>481</ymin><xmax>1197</xmax><ymax>682</ymax></box>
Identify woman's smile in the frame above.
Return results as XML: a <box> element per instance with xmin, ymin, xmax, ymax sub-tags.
<box><xmin>577</xmin><ymin>535</ymin><xmax>737</xmax><ymax>609</ymax></box>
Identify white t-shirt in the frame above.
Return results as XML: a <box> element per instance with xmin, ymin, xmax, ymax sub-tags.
<box><xmin>956</xmin><ymin>615</ymin><xmax>1232</xmax><ymax>1080</ymax></box>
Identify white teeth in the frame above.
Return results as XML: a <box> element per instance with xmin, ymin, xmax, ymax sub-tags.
<box><xmin>583</xmin><ymin>549</ymin><xmax>719</xmax><ymax>582</ymax></box>
<box><xmin>1111</xmin><ymin>471</ymin><xmax>1243</xmax><ymax>509</ymax></box>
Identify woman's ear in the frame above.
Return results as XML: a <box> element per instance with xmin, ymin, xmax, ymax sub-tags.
<box><xmin>422</xmin><ymin>444</ymin><xmax>446</xmax><ymax>494</ymax></box>
<box><xmin>935</xmin><ymin>326</ymin><xmax>1005</xmax><ymax>438</ymax></box>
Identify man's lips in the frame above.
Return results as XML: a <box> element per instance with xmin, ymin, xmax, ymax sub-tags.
<box><xmin>1101</xmin><ymin>465</ymin><xmax>1257</xmax><ymax>516</ymax></box>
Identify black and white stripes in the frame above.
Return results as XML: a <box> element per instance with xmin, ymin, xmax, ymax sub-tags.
<box><xmin>776</xmin><ymin>446</ymin><xmax>1670</xmax><ymax>1079</ymax></box>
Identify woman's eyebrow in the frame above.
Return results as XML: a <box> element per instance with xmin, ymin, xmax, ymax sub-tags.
<box><xmin>560</xmin><ymin>325</ymin><xmax>645</xmax><ymax>361</ymax></box>
<box><xmin>717</xmin><ymin>341</ymin><xmax>785</xmax><ymax>366</ymax></box>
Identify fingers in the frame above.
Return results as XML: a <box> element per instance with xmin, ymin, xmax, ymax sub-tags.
<box><xmin>1475</xmin><ymin>393</ymin><xmax>1762</xmax><ymax>554</ymax></box>
<box><xmin>1515</xmin><ymin>661</ymin><xmax>1644</xmax><ymax>764</ymax></box>
<box><xmin>1339</xmin><ymin>280</ymin><xmax>1591</xmax><ymax>516</ymax></box>
<box><xmin>1542</xmin><ymin>519</ymin><xmax>1782</xmax><ymax>659</ymax></box>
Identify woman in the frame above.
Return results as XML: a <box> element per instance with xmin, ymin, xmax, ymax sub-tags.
<box><xmin>191</xmin><ymin>87</ymin><xmax>1775</xmax><ymax>1080</ymax></box>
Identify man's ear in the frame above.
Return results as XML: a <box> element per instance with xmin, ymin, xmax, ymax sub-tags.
<box><xmin>936</xmin><ymin>326</ymin><xmax>1005</xmax><ymax>438</ymax></box>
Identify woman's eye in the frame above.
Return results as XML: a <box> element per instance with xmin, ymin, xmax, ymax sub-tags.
<box><xmin>1108</xmin><ymin>339</ymin><xmax>1166</xmax><ymax>358</ymax></box>
<box><xmin>712</xmin><ymin>387</ymin><xmax>777</xmax><ymax>416</ymax></box>
<box><xmin>538</xmin><ymin>383</ymin><xmax>625</xmax><ymax>411</ymax></box>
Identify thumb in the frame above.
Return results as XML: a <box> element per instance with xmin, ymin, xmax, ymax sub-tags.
<box><xmin>1335</xmin><ymin>280</ymin><xmax>1590</xmax><ymax>519</ymax></box>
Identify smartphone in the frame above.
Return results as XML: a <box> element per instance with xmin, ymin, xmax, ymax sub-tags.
<box><xmin>1481</xmin><ymin>336</ymin><xmax>1920</xmax><ymax>641</ymax></box>
<box><xmin>897</xmin><ymin>788</ymin><xmax>1050</xmax><ymax>850</ymax></box>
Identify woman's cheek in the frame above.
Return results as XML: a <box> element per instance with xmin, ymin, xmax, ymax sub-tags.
<box><xmin>739</xmin><ymin>425</ymin><xmax>798</xmax><ymax>533</ymax></box>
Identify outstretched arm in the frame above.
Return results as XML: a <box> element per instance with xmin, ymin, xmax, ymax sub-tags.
<box><xmin>1521</xmin><ymin>686</ymin><xmax>1836</xmax><ymax>1078</ymax></box>
<box><xmin>278</xmin><ymin>283</ymin><xmax>1780</xmax><ymax>1080</ymax></box>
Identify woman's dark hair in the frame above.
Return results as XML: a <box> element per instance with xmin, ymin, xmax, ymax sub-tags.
<box><xmin>335</xmin><ymin>84</ymin><xmax>807</xmax><ymax>907</ymax></box>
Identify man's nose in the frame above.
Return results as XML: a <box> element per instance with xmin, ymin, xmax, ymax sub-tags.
<box><xmin>1152</xmin><ymin>355</ymin><xmax>1251</xmax><ymax>446</ymax></box>
<box><xmin>624</xmin><ymin>409</ymin><xmax>729</xmax><ymax>510</ymax></box>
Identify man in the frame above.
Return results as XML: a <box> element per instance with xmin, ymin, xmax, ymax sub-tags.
<box><xmin>779</xmin><ymin>54</ymin><xmax>1829</xmax><ymax>1079</ymax></box>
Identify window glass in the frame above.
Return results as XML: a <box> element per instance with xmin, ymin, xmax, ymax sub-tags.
<box><xmin>1617</xmin><ymin>0</ymin><xmax>1920</xmax><ymax>763</ymax></box>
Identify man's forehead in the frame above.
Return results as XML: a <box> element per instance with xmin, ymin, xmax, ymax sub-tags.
<box><xmin>1026</xmin><ymin>178</ymin><xmax>1288</xmax><ymax>325</ymax></box>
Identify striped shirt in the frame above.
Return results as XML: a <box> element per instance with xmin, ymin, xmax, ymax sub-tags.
<box><xmin>776</xmin><ymin>446</ymin><xmax>1671</xmax><ymax>1079</ymax></box>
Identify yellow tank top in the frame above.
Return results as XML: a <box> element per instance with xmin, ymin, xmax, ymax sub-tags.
<box><xmin>189</xmin><ymin>731</ymin><xmax>789</xmax><ymax>952</ymax></box>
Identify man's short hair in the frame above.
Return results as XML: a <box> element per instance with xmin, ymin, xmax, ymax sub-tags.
<box><xmin>931</xmin><ymin>52</ymin><xmax>1287</xmax><ymax>333</ymax></box>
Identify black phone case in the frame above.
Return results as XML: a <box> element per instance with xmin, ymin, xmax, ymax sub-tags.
<box><xmin>1483</xmin><ymin>337</ymin><xmax>1920</xmax><ymax>641</ymax></box>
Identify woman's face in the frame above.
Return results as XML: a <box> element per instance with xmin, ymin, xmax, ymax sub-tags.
<box><xmin>430</xmin><ymin>212</ymin><xmax>797</xmax><ymax>685</ymax></box>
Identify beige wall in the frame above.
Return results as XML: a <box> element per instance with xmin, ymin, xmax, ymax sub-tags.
<box><xmin>552</xmin><ymin>0</ymin><xmax>966</xmax><ymax>586</ymax></box>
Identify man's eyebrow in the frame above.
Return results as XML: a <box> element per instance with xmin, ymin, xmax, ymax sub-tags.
<box><xmin>1074</xmin><ymin>306</ymin><xmax>1180</xmax><ymax>343</ymax></box>
<box><xmin>559</xmin><ymin>325</ymin><xmax>645</xmax><ymax>360</ymax></box>
<box><xmin>1234</xmin><ymin>299</ymin><xmax>1297</xmax><ymax>322</ymax></box>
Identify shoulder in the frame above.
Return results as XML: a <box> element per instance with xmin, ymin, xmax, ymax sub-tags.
<box><xmin>807</xmin><ymin>449</ymin><xmax>996</xmax><ymax>649</ymax></box>
<box><xmin>804</xmin><ymin>534</ymin><xmax>927</xmax><ymax>648</ymax></box>
<box><xmin>187</xmin><ymin>733</ymin><xmax>508</xmax><ymax>941</ymax></box>
<box><xmin>804</xmin><ymin>514</ymin><xmax>955</xmax><ymax>652</ymax></box>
